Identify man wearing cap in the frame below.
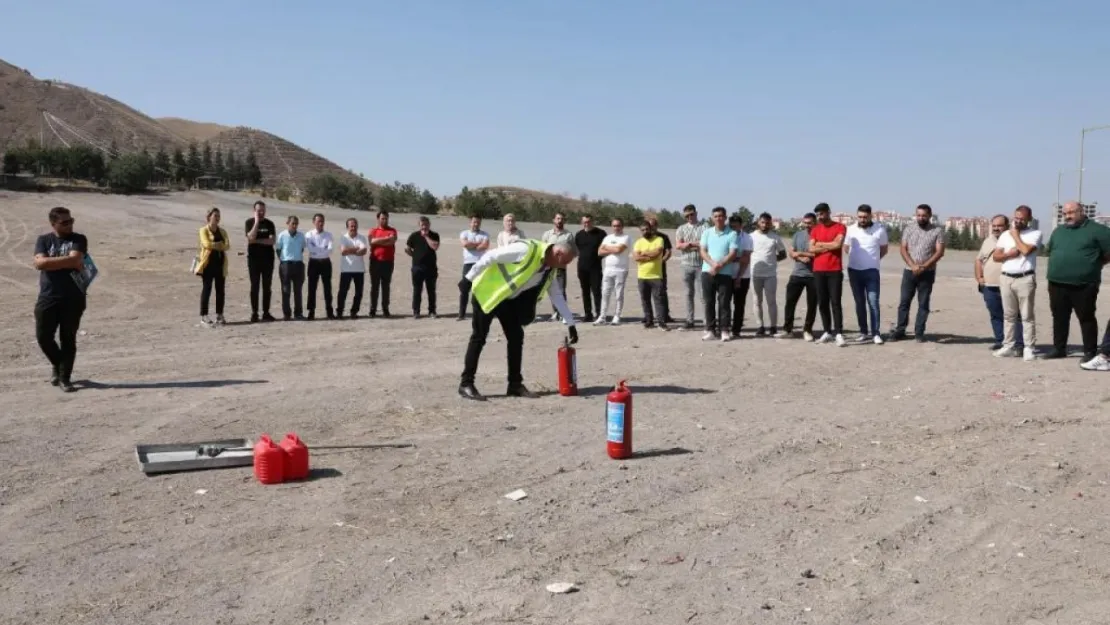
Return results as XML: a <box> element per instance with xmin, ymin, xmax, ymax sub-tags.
<box><xmin>457</xmin><ymin>239</ymin><xmax>579</xmax><ymax>401</ymax></box>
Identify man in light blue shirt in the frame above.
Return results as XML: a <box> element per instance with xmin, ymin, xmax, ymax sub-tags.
<box><xmin>275</xmin><ymin>215</ymin><xmax>307</xmax><ymax>320</ymax></box>
<box><xmin>698</xmin><ymin>206</ymin><xmax>739</xmax><ymax>341</ymax></box>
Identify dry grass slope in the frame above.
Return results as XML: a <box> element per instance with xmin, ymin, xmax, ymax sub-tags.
<box><xmin>156</xmin><ymin>117</ymin><xmax>232</xmax><ymax>143</ymax></box>
<box><xmin>207</xmin><ymin>126</ymin><xmax>367</xmax><ymax>192</ymax></box>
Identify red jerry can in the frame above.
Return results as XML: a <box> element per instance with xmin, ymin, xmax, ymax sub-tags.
<box><xmin>253</xmin><ymin>434</ymin><xmax>286</xmax><ymax>485</ymax></box>
<box><xmin>606</xmin><ymin>380</ymin><xmax>633</xmax><ymax>459</ymax></box>
<box><xmin>557</xmin><ymin>336</ymin><xmax>578</xmax><ymax>396</ymax></box>
<box><xmin>279</xmin><ymin>433</ymin><xmax>310</xmax><ymax>481</ymax></box>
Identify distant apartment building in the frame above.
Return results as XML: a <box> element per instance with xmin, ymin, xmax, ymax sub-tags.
<box><xmin>944</xmin><ymin>216</ymin><xmax>989</xmax><ymax>238</ymax></box>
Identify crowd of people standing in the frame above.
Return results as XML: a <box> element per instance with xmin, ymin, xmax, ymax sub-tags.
<box><xmin>27</xmin><ymin>197</ymin><xmax>1110</xmax><ymax>392</ymax></box>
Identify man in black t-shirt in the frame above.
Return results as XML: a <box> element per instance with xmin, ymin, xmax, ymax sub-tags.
<box><xmin>659</xmin><ymin>230</ymin><xmax>674</xmax><ymax>323</ymax></box>
<box><xmin>573</xmin><ymin>215</ymin><xmax>607</xmax><ymax>321</ymax></box>
<box><xmin>33</xmin><ymin>206</ymin><xmax>90</xmax><ymax>392</ymax></box>
<box><xmin>244</xmin><ymin>200</ymin><xmax>277</xmax><ymax>322</ymax></box>
<box><xmin>405</xmin><ymin>216</ymin><xmax>441</xmax><ymax>318</ymax></box>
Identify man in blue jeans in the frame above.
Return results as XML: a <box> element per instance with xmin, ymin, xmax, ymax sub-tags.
<box><xmin>892</xmin><ymin>204</ymin><xmax>946</xmax><ymax>342</ymax></box>
<box><xmin>975</xmin><ymin>215</ymin><xmax>1023</xmax><ymax>351</ymax></box>
<box><xmin>844</xmin><ymin>204</ymin><xmax>888</xmax><ymax>344</ymax></box>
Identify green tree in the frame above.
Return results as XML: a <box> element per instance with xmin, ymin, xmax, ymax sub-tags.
<box><xmin>245</xmin><ymin>149</ymin><xmax>262</xmax><ymax>186</ymax></box>
<box><xmin>224</xmin><ymin>150</ymin><xmax>240</xmax><ymax>188</ymax></box>
<box><xmin>733</xmin><ymin>206</ymin><xmax>755</xmax><ymax>231</ymax></box>
<box><xmin>304</xmin><ymin>174</ymin><xmax>350</xmax><ymax>206</ymax></box>
<box><xmin>153</xmin><ymin>148</ymin><xmax>171</xmax><ymax>184</ymax></box>
<box><xmin>346</xmin><ymin>179</ymin><xmax>374</xmax><ymax>210</ymax></box>
<box><xmin>185</xmin><ymin>142</ymin><xmax>202</xmax><ymax>186</ymax></box>
<box><xmin>2</xmin><ymin>151</ymin><xmax>19</xmax><ymax>174</ymax></box>
<box><xmin>171</xmin><ymin>147</ymin><xmax>187</xmax><ymax>184</ymax></box>
<box><xmin>417</xmin><ymin>189</ymin><xmax>439</xmax><ymax>214</ymax></box>
<box><xmin>213</xmin><ymin>147</ymin><xmax>226</xmax><ymax>185</ymax></box>
<box><xmin>201</xmin><ymin>141</ymin><xmax>213</xmax><ymax>175</ymax></box>
<box><xmin>107</xmin><ymin>153</ymin><xmax>154</xmax><ymax>193</ymax></box>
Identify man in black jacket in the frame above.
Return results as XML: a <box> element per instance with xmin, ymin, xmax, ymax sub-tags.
<box><xmin>33</xmin><ymin>206</ymin><xmax>92</xmax><ymax>392</ymax></box>
<box><xmin>573</xmin><ymin>215</ymin><xmax>606</xmax><ymax>321</ymax></box>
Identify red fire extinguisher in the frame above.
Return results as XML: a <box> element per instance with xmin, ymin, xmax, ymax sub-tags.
<box><xmin>557</xmin><ymin>336</ymin><xmax>578</xmax><ymax>396</ymax></box>
<box><xmin>606</xmin><ymin>380</ymin><xmax>632</xmax><ymax>459</ymax></box>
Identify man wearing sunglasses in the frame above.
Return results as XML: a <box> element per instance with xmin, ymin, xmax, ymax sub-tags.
<box><xmin>33</xmin><ymin>207</ymin><xmax>90</xmax><ymax>392</ymax></box>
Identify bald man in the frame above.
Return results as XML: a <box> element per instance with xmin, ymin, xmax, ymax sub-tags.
<box><xmin>1046</xmin><ymin>200</ymin><xmax>1110</xmax><ymax>369</ymax></box>
<box><xmin>457</xmin><ymin>239</ymin><xmax>580</xmax><ymax>400</ymax></box>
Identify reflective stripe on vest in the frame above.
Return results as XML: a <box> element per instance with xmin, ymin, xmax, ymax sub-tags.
<box><xmin>471</xmin><ymin>240</ymin><xmax>554</xmax><ymax>314</ymax></box>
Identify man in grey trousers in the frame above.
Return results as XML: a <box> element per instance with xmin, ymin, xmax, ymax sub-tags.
<box><xmin>674</xmin><ymin>204</ymin><xmax>706</xmax><ymax>330</ymax></box>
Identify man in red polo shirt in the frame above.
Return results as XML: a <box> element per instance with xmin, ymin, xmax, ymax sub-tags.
<box><xmin>368</xmin><ymin>210</ymin><xmax>399</xmax><ymax>318</ymax></box>
<box><xmin>809</xmin><ymin>203</ymin><xmax>847</xmax><ymax>346</ymax></box>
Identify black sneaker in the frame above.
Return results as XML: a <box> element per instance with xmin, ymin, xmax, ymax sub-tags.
<box><xmin>988</xmin><ymin>343</ymin><xmax>1002</xmax><ymax>351</ymax></box>
<box><xmin>755</xmin><ymin>327</ymin><xmax>767</xmax><ymax>337</ymax></box>
<box><xmin>60</xmin><ymin>379</ymin><xmax>76</xmax><ymax>393</ymax></box>
<box><xmin>250</xmin><ymin>313</ymin><xmax>260</xmax><ymax>323</ymax></box>
<box><xmin>683</xmin><ymin>321</ymin><xmax>696</xmax><ymax>331</ymax></box>
<box><xmin>1042</xmin><ymin>350</ymin><xmax>1067</xmax><ymax>360</ymax></box>
<box><xmin>50</xmin><ymin>366</ymin><xmax>60</xmax><ymax>387</ymax></box>
<box><xmin>261</xmin><ymin>312</ymin><xmax>277</xmax><ymax>322</ymax></box>
<box><xmin>506</xmin><ymin>384</ymin><xmax>539</xmax><ymax>399</ymax></box>
<box><xmin>307</xmin><ymin>311</ymin><xmax>315</xmax><ymax>320</ymax></box>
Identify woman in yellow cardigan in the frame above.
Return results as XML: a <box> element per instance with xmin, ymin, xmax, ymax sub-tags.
<box><xmin>196</xmin><ymin>207</ymin><xmax>230</xmax><ymax>325</ymax></box>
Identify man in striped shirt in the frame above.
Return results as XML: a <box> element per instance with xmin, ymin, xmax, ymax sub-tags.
<box><xmin>674</xmin><ymin>204</ymin><xmax>706</xmax><ymax>330</ymax></box>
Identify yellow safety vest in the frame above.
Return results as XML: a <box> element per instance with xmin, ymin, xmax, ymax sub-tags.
<box><xmin>471</xmin><ymin>240</ymin><xmax>555</xmax><ymax>316</ymax></box>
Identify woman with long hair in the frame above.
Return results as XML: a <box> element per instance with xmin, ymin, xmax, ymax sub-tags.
<box><xmin>195</xmin><ymin>207</ymin><xmax>229</xmax><ymax>325</ymax></box>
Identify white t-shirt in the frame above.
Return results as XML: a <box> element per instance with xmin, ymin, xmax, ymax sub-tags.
<box><xmin>845</xmin><ymin>223</ymin><xmax>888</xmax><ymax>271</ymax></box>
<box><xmin>749</xmin><ymin>231</ymin><xmax>785</xmax><ymax>278</ymax></box>
<box><xmin>737</xmin><ymin>232</ymin><xmax>755</xmax><ymax>279</ymax></box>
<box><xmin>459</xmin><ymin>229</ymin><xmax>489</xmax><ymax>264</ymax></box>
<box><xmin>339</xmin><ymin>234</ymin><xmax>369</xmax><ymax>273</ymax></box>
<box><xmin>497</xmin><ymin>229</ymin><xmax>525</xmax><ymax>247</ymax></box>
<box><xmin>995</xmin><ymin>229</ymin><xmax>1042</xmax><ymax>274</ymax></box>
<box><xmin>601</xmin><ymin>234</ymin><xmax>631</xmax><ymax>272</ymax></box>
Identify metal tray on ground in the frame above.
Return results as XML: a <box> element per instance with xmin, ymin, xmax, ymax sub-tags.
<box><xmin>135</xmin><ymin>438</ymin><xmax>254</xmax><ymax>475</ymax></box>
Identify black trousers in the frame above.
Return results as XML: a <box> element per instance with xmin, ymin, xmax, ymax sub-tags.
<box><xmin>731</xmin><ymin>277</ymin><xmax>750</xmax><ymax>335</ymax></box>
<box><xmin>247</xmin><ymin>255</ymin><xmax>274</xmax><ymax>315</ymax></box>
<box><xmin>459</xmin><ymin>263</ymin><xmax>475</xmax><ymax>317</ymax></box>
<box><xmin>307</xmin><ymin>258</ymin><xmax>333</xmax><ymax>314</ymax></box>
<box><xmin>279</xmin><ymin>260</ymin><xmax>305</xmax><ymax>318</ymax></box>
<box><xmin>577</xmin><ymin>264</ymin><xmax>603</xmax><ymax>319</ymax></box>
<box><xmin>461</xmin><ymin>288</ymin><xmax>539</xmax><ymax>387</ymax></box>
<box><xmin>200</xmin><ymin>273</ymin><xmax>225</xmax><ymax>316</ymax></box>
<box><xmin>701</xmin><ymin>273</ymin><xmax>734</xmax><ymax>335</ymax></box>
<box><xmin>337</xmin><ymin>272</ymin><xmax>364</xmax><ymax>315</ymax></box>
<box><xmin>370</xmin><ymin>259</ymin><xmax>394</xmax><ymax>314</ymax></box>
<box><xmin>412</xmin><ymin>265</ymin><xmax>438</xmax><ymax>315</ymax></box>
<box><xmin>638</xmin><ymin>279</ymin><xmax>665</xmax><ymax>325</ymax></box>
<box><xmin>814</xmin><ymin>271</ymin><xmax>844</xmax><ymax>335</ymax></box>
<box><xmin>35</xmin><ymin>297</ymin><xmax>86</xmax><ymax>381</ymax></box>
<box><xmin>660</xmin><ymin>263</ymin><xmax>671</xmax><ymax>320</ymax></box>
<box><xmin>782</xmin><ymin>275</ymin><xmax>816</xmax><ymax>333</ymax></box>
<box><xmin>1048</xmin><ymin>281</ymin><xmax>1099</xmax><ymax>356</ymax></box>
<box><xmin>895</xmin><ymin>269</ymin><xmax>935</xmax><ymax>337</ymax></box>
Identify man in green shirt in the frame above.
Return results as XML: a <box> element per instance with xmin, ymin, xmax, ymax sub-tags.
<box><xmin>1044</xmin><ymin>201</ymin><xmax>1110</xmax><ymax>368</ymax></box>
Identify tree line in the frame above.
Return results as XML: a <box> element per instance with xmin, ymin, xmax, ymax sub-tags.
<box><xmin>2</xmin><ymin>140</ymin><xmax>263</xmax><ymax>192</ymax></box>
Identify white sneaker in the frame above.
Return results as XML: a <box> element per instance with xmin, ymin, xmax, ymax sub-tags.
<box><xmin>803</xmin><ymin>332</ymin><xmax>815</xmax><ymax>342</ymax></box>
<box><xmin>721</xmin><ymin>332</ymin><xmax>732</xmax><ymax>343</ymax></box>
<box><xmin>816</xmin><ymin>332</ymin><xmax>832</xmax><ymax>344</ymax></box>
<box><xmin>1022</xmin><ymin>347</ymin><xmax>1037</xmax><ymax>361</ymax></box>
<box><xmin>993</xmin><ymin>346</ymin><xmax>1018</xmax><ymax>358</ymax></box>
<box><xmin>702</xmin><ymin>331</ymin><xmax>716</xmax><ymax>341</ymax></box>
<box><xmin>200</xmin><ymin>316</ymin><xmax>213</xmax><ymax>326</ymax></box>
<box><xmin>855</xmin><ymin>334</ymin><xmax>869</xmax><ymax>343</ymax></box>
<box><xmin>1080</xmin><ymin>354</ymin><xmax>1110</xmax><ymax>371</ymax></box>
<box><xmin>773</xmin><ymin>330</ymin><xmax>788</xmax><ymax>338</ymax></box>
<box><xmin>835</xmin><ymin>334</ymin><xmax>847</xmax><ymax>347</ymax></box>
<box><xmin>873</xmin><ymin>334</ymin><xmax>884</xmax><ymax>345</ymax></box>
<box><xmin>611</xmin><ymin>316</ymin><xmax>622</xmax><ymax>326</ymax></box>
<box><xmin>593</xmin><ymin>316</ymin><xmax>607</xmax><ymax>326</ymax></box>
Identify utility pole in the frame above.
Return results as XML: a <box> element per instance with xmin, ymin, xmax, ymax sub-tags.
<box><xmin>1078</xmin><ymin>125</ymin><xmax>1110</xmax><ymax>203</ymax></box>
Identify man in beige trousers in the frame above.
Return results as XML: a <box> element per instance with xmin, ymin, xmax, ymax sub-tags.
<box><xmin>992</xmin><ymin>205</ymin><xmax>1042</xmax><ymax>361</ymax></box>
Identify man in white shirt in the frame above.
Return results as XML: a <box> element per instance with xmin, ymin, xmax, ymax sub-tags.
<box><xmin>844</xmin><ymin>204</ymin><xmax>889</xmax><ymax>343</ymax></box>
<box><xmin>457</xmin><ymin>240</ymin><xmax>579</xmax><ymax>401</ymax></box>
<box><xmin>595</xmin><ymin>217</ymin><xmax>631</xmax><ymax>325</ymax></box>
<box><xmin>336</xmin><ymin>218</ymin><xmax>369</xmax><ymax>319</ymax></box>
<box><xmin>458</xmin><ymin>214</ymin><xmax>490</xmax><ymax>320</ymax></box>
<box><xmin>304</xmin><ymin>213</ymin><xmax>335</xmax><ymax>320</ymax></box>
<box><xmin>730</xmin><ymin>214</ymin><xmax>754</xmax><ymax>336</ymax></box>
<box><xmin>992</xmin><ymin>205</ymin><xmax>1042</xmax><ymax>361</ymax></box>
<box><xmin>749</xmin><ymin>212</ymin><xmax>787</xmax><ymax>336</ymax></box>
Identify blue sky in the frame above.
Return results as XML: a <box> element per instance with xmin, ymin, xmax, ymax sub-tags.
<box><xmin>3</xmin><ymin>0</ymin><xmax>1110</xmax><ymax>218</ymax></box>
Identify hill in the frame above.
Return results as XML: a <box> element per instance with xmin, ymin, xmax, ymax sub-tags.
<box><xmin>0</xmin><ymin>58</ymin><xmax>360</xmax><ymax>191</ymax></box>
<box><xmin>155</xmin><ymin>117</ymin><xmax>231</xmax><ymax>143</ymax></box>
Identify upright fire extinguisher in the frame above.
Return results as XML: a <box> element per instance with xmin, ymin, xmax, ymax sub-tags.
<box><xmin>606</xmin><ymin>380</ymin><xmax>633</xmax><ymax>459</ymax></box>
<box><xmin>557</xmin><ymin>336</ymin><xmax>578</xmax><ymax>396</ymax></box>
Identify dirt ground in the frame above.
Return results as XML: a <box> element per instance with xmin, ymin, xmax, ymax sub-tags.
<box><xmin>2</xmin><ymin>190</ymin><xmax>1109</xmax><ymax>625</ymax></box>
